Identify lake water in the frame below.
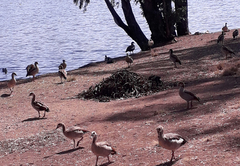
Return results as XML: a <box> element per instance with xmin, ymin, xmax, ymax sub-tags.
<box><xmin>0</xmin><ymin>0</ymin><xmax>240</xmax><ymax>81</ymax></box>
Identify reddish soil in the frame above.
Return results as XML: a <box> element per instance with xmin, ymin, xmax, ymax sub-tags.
<box><xmin>0</xmin><ymin>30</ymin><xmax>240</xmax><ymax>166</ymax></box>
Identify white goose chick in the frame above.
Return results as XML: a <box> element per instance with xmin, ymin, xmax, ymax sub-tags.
<box><xmin>91</xmin><ymin>131</ymin><xmax>117</xmax><ymax>166</ymax></box>
<box><xmin>56</xmin><ymin>123</ymin><xmax>89</xmax><ymax>148</ymax></box>
<box><xmin>178</xmin><ymin>82</ymin><xmax>200</xmax><ymax>109</ymax></box>
<box><xmin>156</xmin><ymin>125</ymin><xmax>187</xmax><ymax>162</ymax></box>
<box><xmin>29</xmin><ymin>92</ymin><xmax>50</xmax><ymax>118</ymax></box>
<box><xmin>26</xmin><ymin>62</ymin><xmax>39</xmax><ymax>81</ymax></box>
<box><xmin>7</xmin><ymin>72</ymin><xmax>17</xmax><ymax>94</ymax></box>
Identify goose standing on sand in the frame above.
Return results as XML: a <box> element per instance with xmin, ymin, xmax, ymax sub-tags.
<box><xmin>222</xmin><ymin>23</ymin><xmax>230</xmax><ymax>32</ymax></box>
<box><xmin>7</xmin><ymin>72</ymin><xmax>17</xmax><ymax>94</ymax></box>
<box><xmin>217</xmin><ymin>31</ymin><xmax>224</xmax><ymax>45</ymax></box>
<box><xmin>58</xmin><ymin>65</ymin><xmax>67</xmax><ymax>83</ymax></box>
<box><xmin>56</xmin><ymin>123</ymin><xmax>89</xmax><ymax>148</ymax></box>
<box><xmin>178</xmin><ymin>82</ymin><xmax>200</xmax><ymax>109</ymax></box>
<box><xmin>91</xmin><ymin>131</ymin><xmax>117</xmax><ymax>166</ymax></box>
<box><xmin>221</xmin><ymin>45</ymin><xmax>235</xmax><ymax>59</ymax></box>
<box><xmin>125</xmin><ymin>53</ymin><xmax>133</xmax><ymax>68</ymax></box>
<box><xmin>59</xmin><ymin>60</ymin><xmax>67</xmax><ymax>69</ymax></box>
<box><xmin>29</xmin><ymin>92</ymin><xmax>50</xmax><ymax>118</ymax></box>
<box><xmin>156</xmin><ymin>125</ymin><xmax>187</xmax><ymax>162</ymax></box>
<box><xmin>169</xmin><ymin>49</ymin><xmax>181</xmax><ymax>68</ymax></box>
<box><xmin>232</xmin><ymin>29</ymin><xmax>238</xmax><ymax>39</ymax></box>
<box><xmin>26</xmin><ymin>62</ymin><xmax>39</xmax><ymax>80</ymax></box>
<box><xmin>125</xmin><ymin>42</ymin><xmax>135</xmax><ymax>54</ymax></box>
<box><xmin>105</xmin><ymin>55</ymin><xmax>114</xmax><ymax>64</ymax></box>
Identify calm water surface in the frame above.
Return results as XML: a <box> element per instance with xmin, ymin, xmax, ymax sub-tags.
<box><xmin>0</xmin><ymin>0</ymin><xmax>240</xmax><ymax>81</ymax></box>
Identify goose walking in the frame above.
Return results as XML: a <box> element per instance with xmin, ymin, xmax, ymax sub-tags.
<box><xmin>125</xmin><ymin>53</ymin><xmax>133</xmax><ymax>68</ymax></box>
<box><xmin>178</xmin><ymin>82</ymin><xmax>200</xmax><ymax>109</ymax></box>
<box><xmin>169</xmin><ymin>49</ymin><xmax>181</xmax><ymax>68</ymax></box>
<box><xmin>232</xmin><ymin>29</ymin><xmax>238</xmax><ymax>39</ymax></box>
<box><xmin>217</xmin><ymin>31</ymin><xmax>224</xmax><ymax>45</ymax></box>
<box><xmin>221</xmin><ymin>45</ymin><xmax>235</xmax><ymax>59</ymax></box>
<box><xmin>26</xmin><ymin>62</ymin><xmax>39</xmax><ymax>81</ymax></box>
<box><xmin>125</xmin><ymin>42</ymin><xmax>135</xmax><ymax>54</ymax></box>
<box><xmin>56</xmin><ymin>123</ymin><xmax>89</xmax><ymax>148</ymax></box>
<box><xmin>29</xmin><ymin>92</ymin><xmax>50</xmax><ymax>118</ymax></box>
<box><xmin>7</xmin><ymin>72</ymin><xmax>17</xmax><ymax>94</ymax></box>
<box><xmin>59</xmin><ymin>60</ymin><xmax>67</xmax><ymax>69</ymax></box>
<box><xmin>58</xmin><ymin>65</ymin><xmax>67</xmax><ymax>83</ymax></box>
<box><xmin>91</xmin><ymin>131</ymin><xmax>117</xmax><ymax>166</ymax></box>
<box><xmin>156</xmin><ymin>125</ymin><xmax>187</xmax><ymax>162</ymax></box>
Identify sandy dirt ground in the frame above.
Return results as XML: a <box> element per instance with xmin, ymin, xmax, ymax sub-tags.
<box><xmin>0</xmin><ymin>30</ymin><xmax>240</xmax><ymax>166</ymax></box>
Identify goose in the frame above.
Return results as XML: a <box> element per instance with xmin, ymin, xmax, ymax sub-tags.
<box><xmin>59</xmin><ymin>60</ymin><xmax>67</xmax><ymax>69</ymax></box>
<box><xmin>29</xmin><ymin>92</ymin><xmax>50</xmax><ymax>118</ymax></box>
<box><xmin>148</xmin><ymin>39</ymin><xmax>154</xmax><ymax>48</ymax></box>
<box><xmin>178</xmin><ymin>82</ymin><xmax>200</xmax><ymax>109</ymax></box>
<box><xmin>7</xmin><ymin>72</ymin><xmax>17</xmax><ymax>94</ymax></box>
<box><xmin>26</xmin><ymin>62</ymin><xmax>39</xmax><ymax>80</ymax></box>
<box><xmin>232</xmin><ymin>29</ymin><xmax>238</xmax><ymax>39</ymax></box>
<box><xmin>169</xmin><ymin>49</ymin><xmax>181</xmax><ymax>68</ymax></box>
<box><xmin>221</xmin><ymin>45</ymin><xmax>235</xmax><ymax>59</ymax></box>
<box><xmin>125</xmin><ymin>42</ymin><xmax>135</xmax><ymax>54</ymax></box>
<box><xmin>91</xmin><ymin>131</ymin><xmax>117</xmax><ymax>166</ymax></box>
<box><xmin>2</xmin><ymin>68</ymin><xmax>7</xmax><ymax>74</ymax></box>
<box><xmin>58</xmin><ymin>65</ymin><xmax>67</xmax><ymax>83</ymax></box>
<box><xmin>125</xmin><ymin>53</ymin><xmax>133</xmax><ymax>67</ymax></box>
<box><xmin>222</xmin><ymin>23</ymin><xmax>230</xmax><ymax>32</ymax></box>
<box><xmin>56</xmin><ymin>123</ymin><xmax>89</xmax><ymax>148</ymax></box>
<box><xmin>217</xmin><ymin>31</ymin><xmax>224</xmax><ymax>45</ymax></box>
<box><xmin>105</xmin><ymin>55</ymin><xmax>114</xmax><ymax>64</ymax></box>
<box><xmin>156</xmin><ymin>125</ymin><xmax>187</xmax><ymax>162</ymax></box>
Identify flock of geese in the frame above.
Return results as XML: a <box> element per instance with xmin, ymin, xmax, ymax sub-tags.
<box><xmin>3</xmin><ymin>23</ymin><xmax>238</xmax><ymax>165</ymax></box>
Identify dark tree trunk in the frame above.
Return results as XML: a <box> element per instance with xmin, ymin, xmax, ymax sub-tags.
<box><xmin>105</xmin><ymin>0</ymin><xmax>149</xmax><ymax>51</ymax></box>
<box><xmin>175</xmin><ymin>0</ymin><xmax>189</xmax><ymax>36</ymax></box>
<box><xmin>140</xmin><ymin>0</ymin><xmax>175</xmax><ymax>46</ymax></box>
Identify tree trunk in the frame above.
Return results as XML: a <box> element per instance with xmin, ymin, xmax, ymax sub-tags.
<box><xmin>140</xmin><ymin>0</ymin><xmax>175</xmax><ymax>46</ymax></box>
<box><xmin>175</xmin><ymin>0</ymin><xmax>189</xmax><ymax>36</ymax></box>
<box><xmin>105</xmin><ymin>0</ymin><xmax>149</xmax><ymax>51</ymax></box>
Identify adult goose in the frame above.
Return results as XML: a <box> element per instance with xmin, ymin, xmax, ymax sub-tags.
<box><xmin>125</xmin><ymin>42</ymin><xmax>135</xmax><ymax>54</ymax></box>
<box><xmin>29</xmin><ymin>92</ymin><xmax>50</xmax><ymax>118</ymax></box>
<box><xmin>178</xmin><ymin>82</ymin><xmax>200</xmax><ymax>109</ymax></box>
<box><xmin>58</xmin><ymin>65</ymin><xmax>67</xmax><ymax>83</ymax></box>
<box><xmin>232</xmin><ymin>29</ymin><xmax>238</xmax><ymax>39</ymax></box>
<box><xmin>222</xmin><ymin>23</ymin><xmax>230</xmax><ymax>32</ymax></box>
<box><xmin>59</xmin><ymin>60</ymin><xmax>67</xmax><ymax>69</ymax></box>
<box><xmin>125</xmin><ymin>53</ymin><xmax>133</xmax><ymax>68</ymax></box>
<box><xmin>56</xmin><ymin>123</ymin><xmax>89</xmax><ymax>148</ymax></box>
<box><xmin>217</xmin><ymin>31</ymin><xmax>225</xmax><ymax>45</ymax></box>
<box><xmin>156</xmin><ymin>125</ymin><xmax>187</xmax><ymax>162</ymax></box>
<box><xmin>91</xmin><ymin>131</ymin><xmax>117</xmax><ymax>166</ymax></box>
<box><xmin>7</xmin><ymin>72</ymin><xmax>17</xmax><ymax>94</ymax></box>
<box><xmin>26</xmin><ymin>62</ymin><xmax>39</xmax><ymax>80</ymax></box>
<box><xmin>169</xmin><ymin>49</ymin><xmax>181</xmax><ymax>68</ymax></box>
<box><xmin>221</xmin><ymin>45</ymin><xmax>235</xmax><ymax>59</ymax></box>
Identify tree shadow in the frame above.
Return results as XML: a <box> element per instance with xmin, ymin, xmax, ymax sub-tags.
<box><xmin>1</xmin><ymin>93</ymin><xmax>11</xmax><ymax>98</ymax></box>
<box><xmin>22</xmin><ymin>117</ymin><xmax>47</xmax><ymax>122</ymax></box>
<box><xmin>156</xmin><ymin>158</ymin><xmax>179</xmax><ymax>166</ymax></box>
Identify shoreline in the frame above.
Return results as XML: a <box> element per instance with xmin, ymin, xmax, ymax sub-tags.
<box><xmin>0</xmin><ymin>30</ymin><xmax>240</xmax><ymax>165</ymax></box>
